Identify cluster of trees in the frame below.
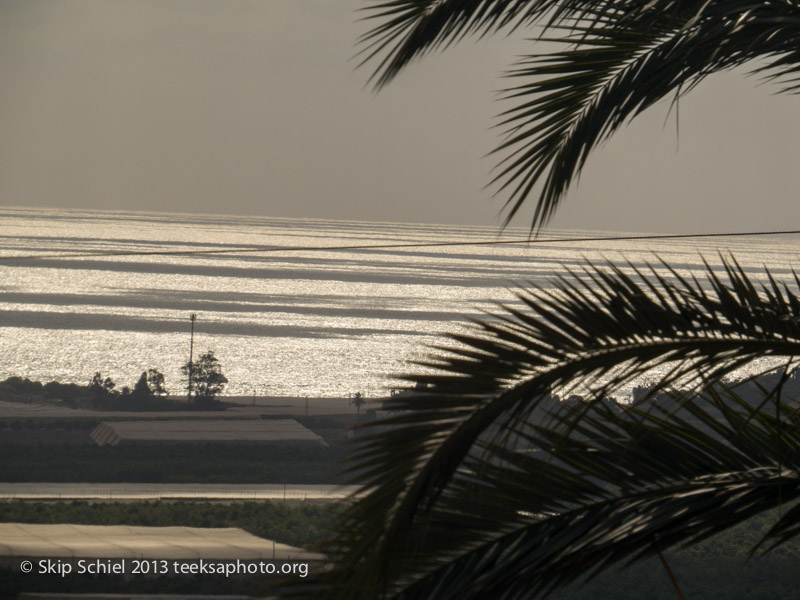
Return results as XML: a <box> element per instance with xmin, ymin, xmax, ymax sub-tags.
<box><xmin>89</xmin><ymin>368</ymin><xmax>167</xmax><ymax>399</ymax></box>
<box><xmin>89</xmin><ymin>349</ymin><xmax>228</xmax><ymax>408</ymax></box>
<box><xmin>87</xmin><ymin>368</ymin><xmax>171</xmax><ymax>411</ymax></box>
<box><xmin>0</xmin><ymin>377</ymin><xmax>85</xmax><ymax>403</ymax></box>
<box><xmin>0</xmin><ymin>350</ymin><xmax>228</xmax><ymax>412</ymax></box>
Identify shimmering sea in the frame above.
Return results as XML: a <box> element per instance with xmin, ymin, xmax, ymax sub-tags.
<box><xmin>0</xmin><ymin>206</ymin><xmax>797</xmax><ymax>398</ymax></box>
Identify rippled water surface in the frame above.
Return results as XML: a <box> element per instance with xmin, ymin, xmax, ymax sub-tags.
<box><xmin>0</xmin><ymin>207</ymin><xmax>798</xmax><ymax>398</ymax></box>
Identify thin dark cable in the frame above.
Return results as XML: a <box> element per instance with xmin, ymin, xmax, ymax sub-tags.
<box><xmin>0</xmin><ymin>229</ymin><xmax>798</xmax><ymax>262</ymax></box>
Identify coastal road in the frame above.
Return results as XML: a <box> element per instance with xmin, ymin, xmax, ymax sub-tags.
<box><xmin>0</xmin><ymin>482</ymin><xmax>361</xmax><ymax>501</ymax></box>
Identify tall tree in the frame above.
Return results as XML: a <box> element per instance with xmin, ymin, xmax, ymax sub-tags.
<box><xmin>182</xmin><ymin>350</ymin><xmax>227</xmax><ymax>406</ymax></box>
<box><xmin>350</xmin><ymin>391</ymin><xmax>366</xmax><ymax>420</ymax></box>
<box><xmin>132</xmin><ymin>372</ymin><xmax>151</xmax><ymax>398</ymax></box>
<box><xmin>146</xmin><ymin>368</ymin><xmax>167</xmax><ymax>396</ymax></box>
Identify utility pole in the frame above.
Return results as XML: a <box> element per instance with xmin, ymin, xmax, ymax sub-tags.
<box><xmin>187</xmin><ymin>313</ymin><xmax>196</xmax><ymax>401</ymax></box>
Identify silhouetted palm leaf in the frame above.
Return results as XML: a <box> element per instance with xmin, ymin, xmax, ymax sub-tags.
<box><xmin>281</xmin><ymin>259</ymin><xmax>800</xmax><ymax>599</ymax></box>
<box><xmin>360</xmin><ymin>0</ymin><xmax>800</xmax><ymax>229</ymax></box>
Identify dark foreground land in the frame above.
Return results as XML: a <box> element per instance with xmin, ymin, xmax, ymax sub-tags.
<box><xmin>0</xmin><ymin>414</ymin><xmax>356</xmax><ymax>484</ymax></box>
<box><xmin>0</xmin><ymin>404</ymin><xmax>353</xmax><ymax>597</ymax></box>
<box><xmin>3</xmin><ymin>501</ymin><xmax>800</xmax><ymax>599</ymax></box>
<box><xmin>0</xmin><ymin>499</ymin><xmax>336</xmax><ymax>599</ymax></box>
<box><xmin>4</xmin><ymin>381</ymin><xmax>800</xmax><ymax>598</ymax></box>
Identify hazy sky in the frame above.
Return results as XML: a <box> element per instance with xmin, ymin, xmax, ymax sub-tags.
<box><xmin>3</xmin><ymin>0</ymin><xmax>800</xmax><ymax>233</ymax></box>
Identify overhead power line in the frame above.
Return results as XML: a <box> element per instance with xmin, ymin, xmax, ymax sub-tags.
<box><xmin>0</xmin><ymin>229</ymin><xmax>798</xmax><ymax>262</ymax></box>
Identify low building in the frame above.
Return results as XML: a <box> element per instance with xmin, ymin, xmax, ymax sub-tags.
<box><xmin>90</xmin><ymin>419</ymin><xmax>327</xmax><ymax>447</ymax></box>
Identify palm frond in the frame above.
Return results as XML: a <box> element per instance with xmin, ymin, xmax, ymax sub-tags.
<box><xmin>356</xmin><ymin>0</ymin><xmax>665</xmax><ymax>88</ymax></box>
<box><xmin>493</xmin><ymin>4</ymin><xmax>800</xmax><ymax>228</ymax></box>
<box><xmin>277</xmin><ymin>258</ymin><xmax>800</xmax><ymax>599</ymax></box>
<box><xmin>357</xmin><ymin>0</ymin><xmax>555</xmax><ymax>88</ymax></box>
<box><xmin>359</xmin><ymin>0</ymin><xmax>800</xmax><ymax>229</ymax></box>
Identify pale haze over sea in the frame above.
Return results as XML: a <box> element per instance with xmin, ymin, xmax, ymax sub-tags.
<box><xmin>0</xmin><ymin>206</ymin><xmax>798</xmax><ymax>399</ymax></box>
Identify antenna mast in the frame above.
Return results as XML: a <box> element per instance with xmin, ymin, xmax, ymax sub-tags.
<box><xmin>187</xmin><ymin>313</ymin><xmax>196</xmax><ymax>401</ymax></box>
